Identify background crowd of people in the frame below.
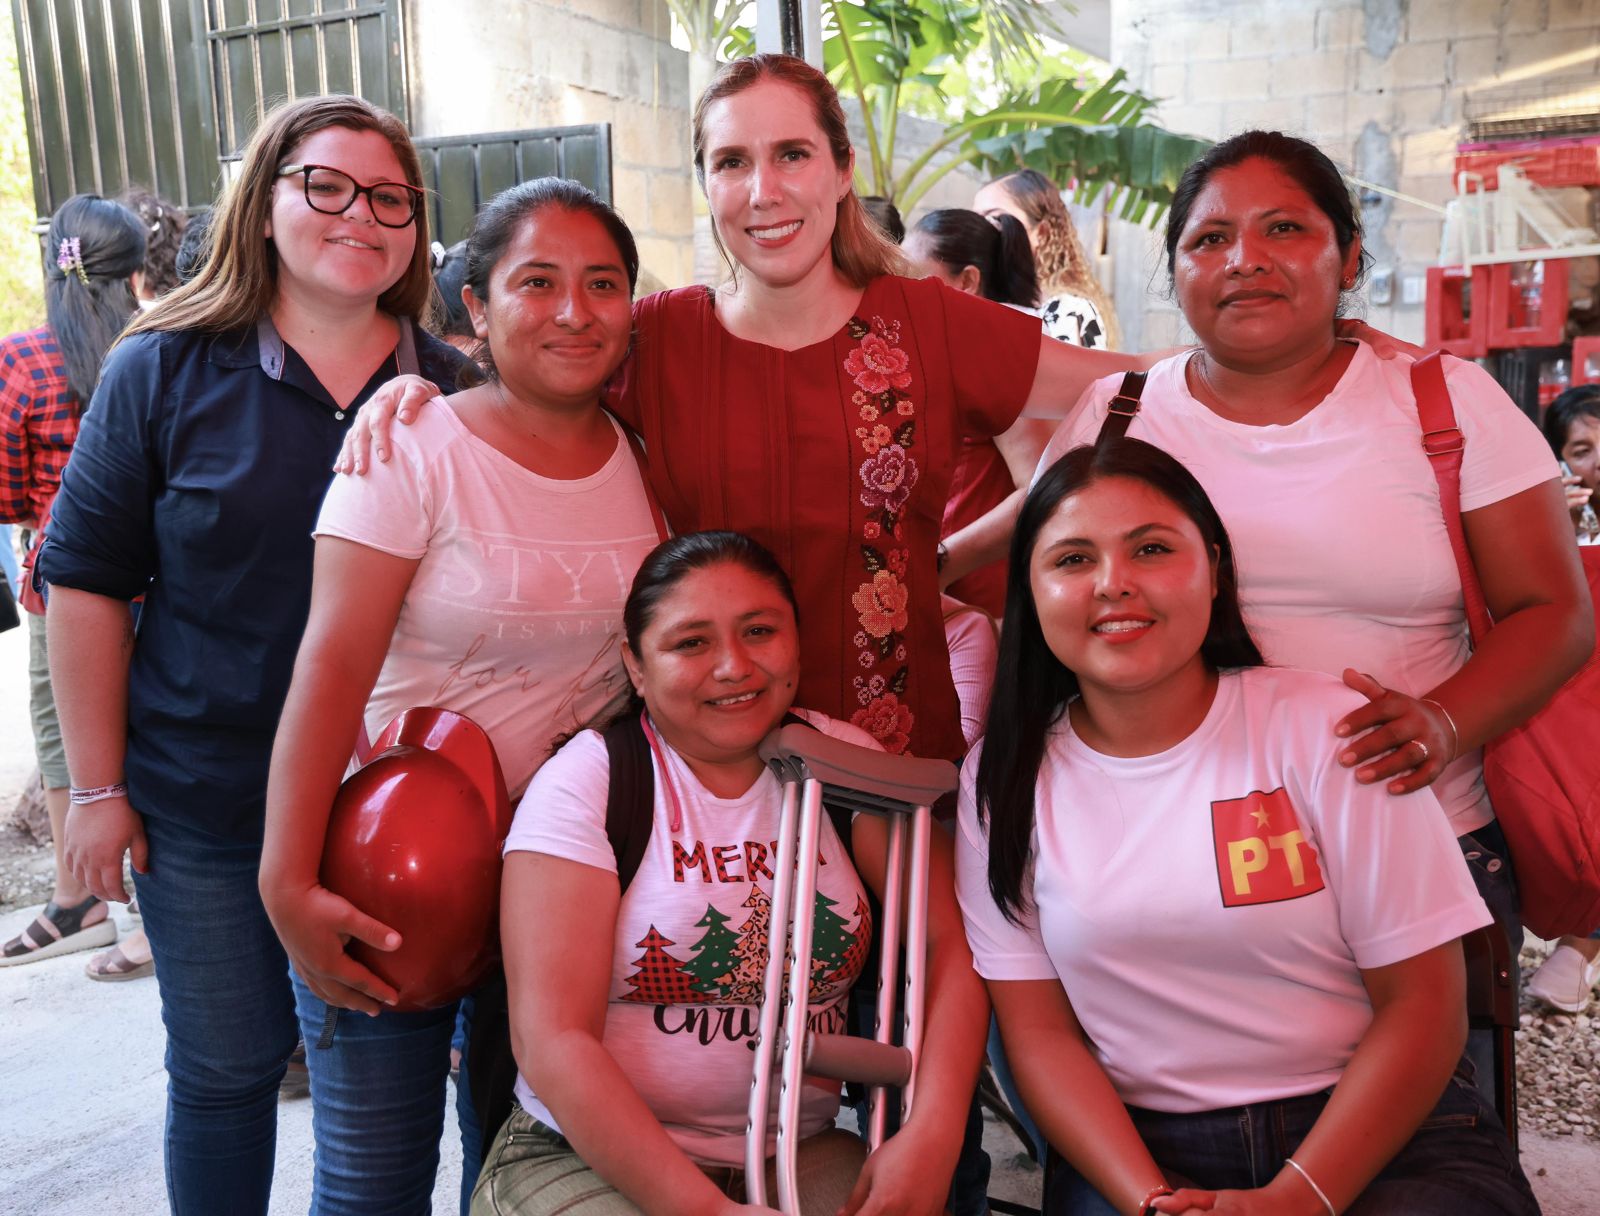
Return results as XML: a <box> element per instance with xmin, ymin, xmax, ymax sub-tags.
<box><xmin>0</xmin><ymin>47</ymin><xmax>1592</xmax><ymax>1216</ymax></box>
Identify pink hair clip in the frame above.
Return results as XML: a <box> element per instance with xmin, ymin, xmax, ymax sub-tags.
<box><xmin>56</xmin><ymin>236</ymin><xmax>88</xmax><ymax>285</ymax></box>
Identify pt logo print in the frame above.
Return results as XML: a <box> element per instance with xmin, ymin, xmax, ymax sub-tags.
<box><xmin>1211</xmin><ymin>788</ymin><xmax>1325</xmax><ymax>908</ymax></box>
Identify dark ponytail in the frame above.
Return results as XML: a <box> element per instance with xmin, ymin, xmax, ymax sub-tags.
<box><xmin>908</xmin><ymin>207</ymin><xmax>1040</xmax><ymax>308</ymax></box>
<box><xmin>43</xmin><ymin>194</ymin><xmax>146</xmax><ymax>411</ymax></box>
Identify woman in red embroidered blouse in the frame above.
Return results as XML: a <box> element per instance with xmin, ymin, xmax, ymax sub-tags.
<box><xmin>346</xmin><ymin>54</ymin><xmax>1146</xmax><ymax>762</ymax></box>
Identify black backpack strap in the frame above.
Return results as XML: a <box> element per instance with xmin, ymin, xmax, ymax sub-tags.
<box><xmin>603</xmin><ymin>711</ymin><xmax>656</xmax><ymax>894</ymax></box>
<box><xmin>1096</xmin><ymin>370</ymin><xmax>1147</xmax><ymax>444</ymax></box>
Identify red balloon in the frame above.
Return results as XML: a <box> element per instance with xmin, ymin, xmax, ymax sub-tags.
<box><xmin>320</xmin><ymin>708</ymin><xmax>513</xmax><ymax>1012</ymax></box>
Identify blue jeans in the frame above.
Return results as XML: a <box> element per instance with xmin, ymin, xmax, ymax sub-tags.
<box><xmin>1046</xmin><ymin>1067</ymin><xmax>1538</xmax><ymax>1216</ymax></box>
<box><xmin>455</xmin><ymin>996</ymin><xmax>483</xmax><ymax>1214</ymax></box>
<box><xmin>292</xmin><ymin>971</ymin><xmax>464</xmax><ymax>1214</ymax></box>
<box><xmin>134</xmin><ymin>814</ymin><xmax>300</xmax><ymax>1216</ymax></box>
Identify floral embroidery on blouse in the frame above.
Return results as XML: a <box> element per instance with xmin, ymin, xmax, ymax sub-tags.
<box><xmin>844</xmin><ymin>315</ymin><xmax>917</xmax><ymax>754</ymax></box>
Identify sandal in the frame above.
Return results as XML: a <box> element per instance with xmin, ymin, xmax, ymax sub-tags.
<box><xmin>85</xmin><ymin>939</ymin><xmax>155</xmax><ymax>982</ymax></box>
<box><xmin>0</xmin><ymin>895</ymin><xmax>117</xmax><ymax>966</ymax></box>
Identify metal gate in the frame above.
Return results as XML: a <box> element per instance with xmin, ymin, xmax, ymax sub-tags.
<box><xmin>10</xmin><ymin>0</ymin><xmax>611</xmax><ymax>231</ymax></box>
<box><xmin>416</xmin><ymin>126</ymin><xmax>613</xmax><ymax>247</ymax></box>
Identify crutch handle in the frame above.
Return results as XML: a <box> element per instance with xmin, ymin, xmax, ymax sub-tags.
<box><xmin>802</xmin><ymin>1033</ymin><xmax>913</xmax><ymax>1087</ymax></box>
<box><xmin>759</xmin><ymin>724</ymin><xmax>957</xmax><ymax>812</ymax></box>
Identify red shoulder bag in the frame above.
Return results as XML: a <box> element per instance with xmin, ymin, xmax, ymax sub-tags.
<box><xmin>1413</xmin><ymin>352</ymin><xmax>1600</xmax><ymax>939</ymax></box>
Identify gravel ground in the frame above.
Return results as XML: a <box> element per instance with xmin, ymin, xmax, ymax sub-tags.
<box><xmin>1518</xmin><ymin>940</ymin><xmax>1600</xmax><ymax>1143</ymax></box>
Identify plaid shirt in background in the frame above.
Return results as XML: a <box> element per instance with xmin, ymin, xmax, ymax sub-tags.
<box><xmin>0</xmin><ymin>325</ymin><xmax>81</xmax><ymax>532</ymax></box>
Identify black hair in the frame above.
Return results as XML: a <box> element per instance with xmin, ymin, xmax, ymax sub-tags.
<box><xmin>119</xmin><ymin>189</ymin><xmax>188</xmax><ymax>298</ymax></box>
<box><xmin>432</xmin><ymin>239</ymin><xmax>474</xmax><ymax>339</ymax></box>
<box><xmin>43</xmin><ymin>194</ymin><xmax>147</xmax><ymax>411</ymax></box>
<box><xmin>861</xmin><ymin>195</ymin><xmax>905</xmax><ymax>244</ymax></box>
<box><xmin>623</xmin><ymin>531</ymin><xmax>800</xmax><ymax>656</ymax></box>
<box><xmin>173</xmin><ymin>208</ymin><xmax>213</xmax><ymax>285</ymax></box>
<box><xmin>909</xmin><ymin>207</ymin><xmax>1039</xmax><ymax>308</ymax></box>
<box><xmin>1164</xmin><ymin>130</ymin><xmax>1368</xmax><ymax>286</ymax></box>
<box><xmin>461</xmin><ymin>177</ymin><xmax>639</xmax><ymax>384</ymax></box>
<box><xmin>975</xmin><ymin>438</ymin><xmax>1264</xmax><ymax>921</ymax></box>
<box><xmin>1544</xmin><ymin>384</ymin><xmax>1600</xmax><ymax>457</ymax></box>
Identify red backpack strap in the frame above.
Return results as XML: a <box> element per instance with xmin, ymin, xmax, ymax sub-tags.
<box><xmin>1096</xmin><ymin>371</ymin><xmax>1147</xmax><ymax>444</ymax></box>
<box><xmin>1410</xmin><ymin>352</ymin><xmax>1494</xmax><ymax>644</ymax></box>
<box><xmin>608</xmin><ymin>410</ymin><xmax>671</xmax><ymax>543</ymax></box>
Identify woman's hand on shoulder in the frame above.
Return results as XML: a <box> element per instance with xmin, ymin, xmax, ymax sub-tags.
<box><xmin>1335</xmin><ymin>669</ymin><xmax>1455</xmax><ymax>794</ymax></box>
<box><xmin>1335</xmin><ymin>318</ymin><xmax>1425</xmax><ymax>361</ymax></box>
<box><xmin>260</xmin><ymin>880</ymin><xmax>402</xmax><ymax>1014</ymax></box>
<box><xmin>332</xmin><ymin>374</ymin><xmax>440</xmax><ymax>474</ymax></box>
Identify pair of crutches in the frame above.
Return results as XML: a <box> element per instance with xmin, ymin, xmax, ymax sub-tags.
<box><xmin>746</xmin><ymin>722</ymin><xmax>959</xmax><ymax>1213</ymax></box>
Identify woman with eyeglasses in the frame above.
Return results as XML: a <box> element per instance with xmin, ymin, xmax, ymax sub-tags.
<box><xmin>37</xmin><ymin>95</ymin><xmax>464</xmax><ymax>1215</ymax></box>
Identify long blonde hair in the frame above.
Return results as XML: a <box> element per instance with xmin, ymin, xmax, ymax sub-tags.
<box><xmin>988</xmin><ymin>169</ymin><xmax>1120</xmax><ymax>348</ymax></box>
<box><xmin>693</xmin><ymin>54</ymin><xmax>906</xmax><ymax>289</ymax></box>
<box><xmin>126</xmin><ymin>95</ymin><xmax>434</xmax><ymax>337</ymax></box>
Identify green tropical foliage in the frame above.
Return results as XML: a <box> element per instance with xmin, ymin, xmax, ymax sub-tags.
<box><xmin>818</xmin><ymin>0</ymin><xmax>1211</xmax><ymax>223</ymax></box>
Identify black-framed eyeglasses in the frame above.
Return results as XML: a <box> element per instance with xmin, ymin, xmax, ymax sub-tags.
<box><xmin>276</xmin><ymin>164</ymin><xmax>423</xmax><ymax>228</ymax></box>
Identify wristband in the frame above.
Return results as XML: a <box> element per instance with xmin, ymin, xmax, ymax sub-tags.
<box><xmin>1421</xmin><ymin>697</ymin><xmax>1460</xmax><ymax>762</ymax></box>
<box><xmin>1284</xmin><ymin>1157</ymin><xmax>1335</xmax><ymax>1216</ymax></box>
<box><xmin>69</xmin><ymin>782</ymin><xmax>128</xmax><ymax>806</ymax></box>
<box><xmin>1135</xmin><ymin>1184</ymin><xmax>1174</xmax><ymax>1215</ymax></box>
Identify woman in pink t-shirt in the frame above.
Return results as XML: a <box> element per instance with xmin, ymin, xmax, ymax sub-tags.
<box><xmin>957</xmin><ymin>438</ymin><xmax>1537</xmax><ymax>1216</ymax></box>
<box><xmin>261</xmin><ymin>178</ymin><xmax>663</xmax><ymax>1207</ymax></box>
<box><xmin>480</xmin><ymin>531</ymin><xmax>987</xmax><ymax>1216</ymax></box>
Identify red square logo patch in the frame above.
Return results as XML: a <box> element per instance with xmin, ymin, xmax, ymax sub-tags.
<box><xmin>1211</xmin><ymin>788</ymin><xmax>1326</xmax><ymax>908</ymax></box>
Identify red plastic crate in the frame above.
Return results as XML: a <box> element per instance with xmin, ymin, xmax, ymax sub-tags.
<box><xmin>1487</xmin><ymin>260</ymin><xmax>1569</xmax><ymax>349</ymax></box>
<box><xmin>1574</xmin><ymin>336</ymin><xmax>1600</xmax><ymax>386</ymax></box>
<box><xmin>1424</xmin><ymin>265</ymin><xmax>1490</xmax><ymax>358</ymax></box>
<box><xmin>1453</xmin><ymin>141</ymin><xmax>1600</xmax><ymax>191</ymax></box>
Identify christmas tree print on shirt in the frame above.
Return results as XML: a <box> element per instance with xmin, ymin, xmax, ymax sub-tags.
<box><xmin>683</xmin><ymin>904</ymin><xmax>739</xmax><ymax>996</ymax></box>
<box><xmin>720</xmin><ymin>885</ymin><xmax>774</xmax><ymax>1005</ymax></box>
<box><xmin>619</xmin><ymin>882</ymin><xmax>870</xmax><ymax>1006</ymax></box>
<box><xmin>620</xmin><ymin>926</ymin><xmax>703</xmax><ymax>1004</ymax></box>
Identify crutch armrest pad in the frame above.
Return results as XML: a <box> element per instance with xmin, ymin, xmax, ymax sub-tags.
<box><xmin>759</xmin><ymin>723</ymin><xmax>958</xmax><ymax>809</ymax></box>
<box><xmin>802</xmin><ymin>1033</ymin><xmax>913</xmax><ymax>1087</ymax></box>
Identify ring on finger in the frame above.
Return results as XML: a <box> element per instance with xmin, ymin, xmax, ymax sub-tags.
<box><xmin>1411</xmin><ymin>738</ymin><xmax>1430</xmax><ymax>764</ymax></box>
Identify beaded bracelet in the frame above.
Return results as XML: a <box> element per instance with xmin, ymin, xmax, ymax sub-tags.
<box><xmin>69</xmin><ymin>782</ymin><xmax>128</xmax><ymax>805</ymax></box>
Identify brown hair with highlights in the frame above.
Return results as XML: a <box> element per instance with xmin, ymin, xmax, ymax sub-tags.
<box><xmin>692</xmin><ymin>53</ymin><xmax>905</xmax><ymax>288</ymax></box>
<box><xmin>127</xmin><ymin>94</ymin><xmax>434</xmax><ymax>338</ymax></box>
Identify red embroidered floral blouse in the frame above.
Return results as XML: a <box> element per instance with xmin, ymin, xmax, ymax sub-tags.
<box><xmin>611</xmin><ymin>276</ymin><xmax>1041</xmax><ymax>760</ymax></box>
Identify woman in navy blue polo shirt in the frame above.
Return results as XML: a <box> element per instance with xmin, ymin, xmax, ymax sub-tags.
<box><xmin>38</xmin><ymin>95</ymin><xmax>464</xmax><ymax>1215</ymax></box>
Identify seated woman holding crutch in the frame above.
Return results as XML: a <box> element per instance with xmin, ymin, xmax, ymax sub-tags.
<box><xmin>955</xmin><ymin>439</ymin><xmax>1540</xmax><ymax>1216</ymax></box>
<box><xmin>475</xmin><ymin>530</ymin><xmax>987</xmax><ymax>1216</ymax></box>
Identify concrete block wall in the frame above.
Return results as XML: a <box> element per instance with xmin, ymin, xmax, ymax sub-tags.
<box><xmin>407</xmin><ymin>0</ymin><xmax>697</xmax><ymax>290</ymax></box>
<box><xmin>1108</xmin><ymin>0</ymin><xmax>1600</xmax><ymax>350</ymax></box>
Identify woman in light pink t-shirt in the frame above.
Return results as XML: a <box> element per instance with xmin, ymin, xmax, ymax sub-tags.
<box><xmin>261</xmin><ymin>179</ymin><xmax>661</xmax><ymax>1205</ymax></box>
<box><xmin>960</xmin><ymin>438</ymin><xmax>1536</xmax><ymax>1216</ymax></box>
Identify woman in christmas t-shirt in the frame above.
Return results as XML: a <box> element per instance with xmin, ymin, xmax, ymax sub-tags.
<box><xmin>956</xmin><ymin>439</ymin><xmax>1538</xmax><ymax>1216</ymax></box>
<box><xmin>477</xmin><ymin>531</ymin><xmax>986</xmax><ymax>1216</ymax></box>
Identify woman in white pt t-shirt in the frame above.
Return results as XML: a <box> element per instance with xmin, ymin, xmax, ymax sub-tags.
<box><xmin>957</xmin><ymin>438</ymin><xmax>1538</xmax><ymax>1216</ymax></box>
<box><xmin>260</xmin><ymin>180</ymin><xmax>663</xmax><ymax>1201</ymax></box>
<box><xmin>478</xmin><ymin>531</ymin><xmax>988</xmax><ymax>1216</ymax></box>
<box><xmin>1037</xmin><ymin>131</ymin><xmax>1591</xmax><ymax>960</ymax></box>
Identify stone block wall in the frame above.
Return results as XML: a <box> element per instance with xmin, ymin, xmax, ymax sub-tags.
<box><xmin>1108</xmin><ymin>0</ymin><xmax>1600</xmax><ymax>349</ymax></box>
<box><xmin>407</xmin><ymin>0</ymin><xmax>696</xmax><ymax>290</ymax></box>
